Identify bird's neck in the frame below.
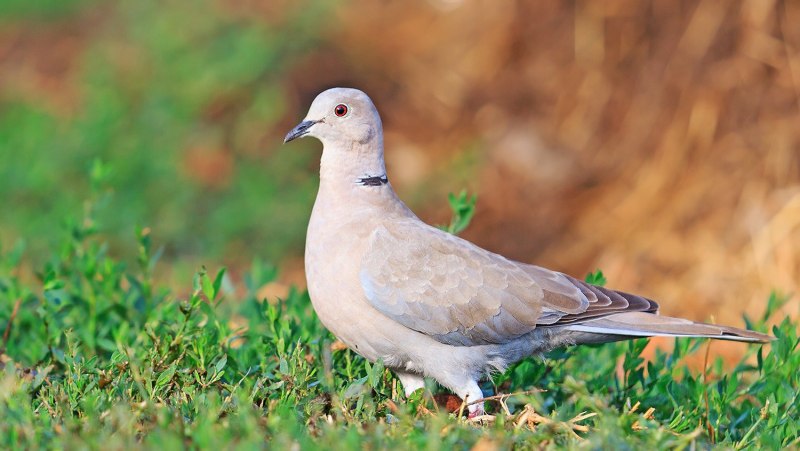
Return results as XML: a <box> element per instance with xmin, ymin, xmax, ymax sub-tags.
<box><xmin>313</xmin><ymin>139</ymin><xmax>415</xmax><ymax>226</ymax></box>
<box><xmin>319</xmin><ymin>140</ymin><xmax>388</xmax><ymax>190</ymax></box>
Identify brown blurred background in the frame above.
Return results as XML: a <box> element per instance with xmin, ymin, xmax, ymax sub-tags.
<box><xmin>2</xmin><ymin>0</ymin><xmax>798</xmax><ymax>343</ymax></box>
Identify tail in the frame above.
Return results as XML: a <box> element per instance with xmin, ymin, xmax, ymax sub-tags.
<box><xmin>565</xmin><ymin>311</ymin><xmax>773</xmax><ymax>343</ymax></box>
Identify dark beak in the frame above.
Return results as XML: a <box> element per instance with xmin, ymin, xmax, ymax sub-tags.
<box><xmin>283</xmin><ymin>120</ymin><xmax>317</xmax><ymax>143</ymax></box>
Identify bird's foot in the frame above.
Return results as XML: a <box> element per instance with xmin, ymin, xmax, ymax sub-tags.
<box><xmin>467</xmin><ymin>406</ymin><xmax>483</xmax><ymax>419</ymax></box>
<box><xmin>457</xmin><ymin>382</ymin><xmax>486</xmax><ymax>418</ymax></box>
<box><xmin>467</xmin><ymin>402</ymin><xmax>485</xmax><ymax>419</ymax></box>
<box><xmin>467</xmin><ymin>403</ymin><xmax>496</xmax><ymax>423</ymax></box>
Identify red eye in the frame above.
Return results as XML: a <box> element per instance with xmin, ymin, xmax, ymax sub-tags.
<box><xmin>334</xmin><ymin>104</ymin><xmax>348</xmax><ymax>117</ymax></box>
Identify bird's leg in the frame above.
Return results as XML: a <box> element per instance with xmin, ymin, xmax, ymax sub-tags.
<box><xmin>458</xmin><ymin>381</ymin><xmax>485</xmax><ymax>418</ymax></box>
<box><xmin>425</xmin><ymin>364</ymin><xmax>486</xmax><ymax>417</ymax></box>
<box><xmin>394</xmin><ymin>371</ymin><xmax>425</xmax><ymax>397</ymax></box>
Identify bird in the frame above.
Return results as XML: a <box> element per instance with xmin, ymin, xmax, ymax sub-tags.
<box><xmin>283</xmin><ymin>87</ymin><xmax>772</xmax><ymax>418</ymax></box>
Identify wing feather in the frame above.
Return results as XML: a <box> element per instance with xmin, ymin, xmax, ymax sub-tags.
<box><xmin>359</xmin><ymin>219</ymin><xmax>669</xmax><ymax>346</ymax></box>
<box><xmin>360</xmin><ymin>220</ymin><xmax>589</xmax><ymax>345</ymax></box>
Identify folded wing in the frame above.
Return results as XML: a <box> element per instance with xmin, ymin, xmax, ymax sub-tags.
<box><xmin>359</xmin><ymin>220</ymin><xmax>772</xmax><ymax>346</ymax></box>
<box><xmin>359</xmin><ymin>220</ymin><xmax>653</xmax><ymax>345</ymax></box>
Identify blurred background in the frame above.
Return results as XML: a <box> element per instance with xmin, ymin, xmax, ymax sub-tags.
<box><xmin>1</xmin><ymin>0</ymin><xmax>798</xmax><ymax>340</ymax></box>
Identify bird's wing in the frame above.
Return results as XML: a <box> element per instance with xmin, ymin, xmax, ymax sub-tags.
<box><xmin>359</xmin><ymin>219</ymin><xmax>600</xmax><ymax>345</ymax></box>
<box><xmin>537</xmin><ymin>274</ymin><xmax>659</xmax><ymax>325</ymax></box>
<box><xmin>360</xmin><ymin>218</ymin><xmax>771</xmax><ymax>345</ymax></box>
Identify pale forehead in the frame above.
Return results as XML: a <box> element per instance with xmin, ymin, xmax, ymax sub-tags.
<box><xmin>316</xmin><ymin>87</ymin><xmax>369</xmax><ymax>104</ymax></box>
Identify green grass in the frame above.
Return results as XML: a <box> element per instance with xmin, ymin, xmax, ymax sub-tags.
<box><xmin>0</xmin><ymin>183</ymin><xmax>798</xmax><ymax>449</ymax></box>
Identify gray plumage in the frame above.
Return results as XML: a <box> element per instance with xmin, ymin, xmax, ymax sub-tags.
<box><xmin>284</xmin><ymin>87</ymin><xmax>772</xmax><ymax>417</ymax></box>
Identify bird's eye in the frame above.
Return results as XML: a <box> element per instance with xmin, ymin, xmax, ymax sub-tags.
<box><xmin>334</xmin><ymin>104</ymin><xmax>349</xmax><ymax>117</ymax></box>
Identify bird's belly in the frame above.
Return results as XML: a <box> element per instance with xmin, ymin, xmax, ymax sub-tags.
<box><xmin>304</xmin><ymin>233</ymin><xmax>409</xmax><ymax>364</ymax></box>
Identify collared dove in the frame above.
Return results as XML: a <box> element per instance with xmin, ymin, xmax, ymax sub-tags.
<box><xmin>284</xmin><ymin>87</ymin><xmax>772</xmax><ymax>418</ymax></box>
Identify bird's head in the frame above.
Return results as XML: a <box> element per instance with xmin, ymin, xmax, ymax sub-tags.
<box><xmin>284</xmin><ymin>88</ymin><xmax>382</xmax><ymax>148</ymax></box>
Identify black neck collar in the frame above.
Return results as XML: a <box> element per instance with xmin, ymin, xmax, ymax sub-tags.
<box><xmin>357</xmin><ymin>174</ymin><xmax>389</xmax><ymax>186</ymax></box>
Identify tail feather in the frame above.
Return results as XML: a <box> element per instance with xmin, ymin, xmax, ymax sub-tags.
<box><xmin>565</xmin><ymin>311</ymin><xmax>773</xmax><ymax>343</ymax></box>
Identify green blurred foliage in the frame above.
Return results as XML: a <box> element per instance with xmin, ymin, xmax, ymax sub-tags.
<box><xmin>0</xmin><ymin>0</ymin><xmax>332</xmax><ymax>262</ymax></box>
<box><xmin>0</xmin><ymin>0</ymin><xmax>88</xmax><ymax>19</ymax></box>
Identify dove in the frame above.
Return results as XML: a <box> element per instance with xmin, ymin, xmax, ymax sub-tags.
<box><xmin>283</xmin><ymin>87</ymin><xmax>772</xmax><ymax>418</ymax></box>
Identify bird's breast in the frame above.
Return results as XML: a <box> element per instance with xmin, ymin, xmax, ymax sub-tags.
<box><xmin>304</xmin><ymin>203</ymin><xmax>386</xmax><ymax>356</ymax></box>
